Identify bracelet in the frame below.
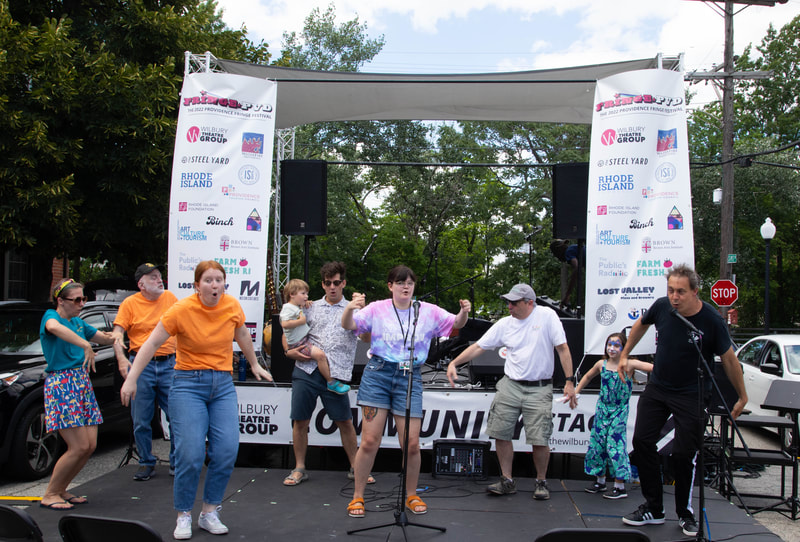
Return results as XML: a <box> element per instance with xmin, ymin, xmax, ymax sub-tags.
<box><xmin>565</xmin><ymin>376</ymin><xmax>576</xmax><ymax>383</ymax></box>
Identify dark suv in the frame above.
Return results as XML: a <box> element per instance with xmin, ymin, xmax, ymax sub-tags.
<box><xmin>0</xmin><ymin>301</ymin><xmax>129</xmax><ymax>480</ymax></box>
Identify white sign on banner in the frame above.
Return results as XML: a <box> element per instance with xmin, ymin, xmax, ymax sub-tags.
<box><xmin>167</xmin><ymin>73</ymin><xmax>277</xmax><ymax>350</ymax></box>
<box><xmin>235</xmin><ymin>386</ymin><xmax>639</xmax><ymax>454</ymax></box>
<box><xmin>584</xmin><ymin>69</ymin><xmax>694</xmax><ymax>355</ymax></box>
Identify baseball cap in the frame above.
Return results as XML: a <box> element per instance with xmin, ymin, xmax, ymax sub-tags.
<box><xmin>134</xmin><ymin>263</ymin><xmax>163</xmax><ymax>282</ymax></box>
<box><xmin>500</xmin><ymin>283</ymin><xmax>536</xmax><ymax>302</ymax></box>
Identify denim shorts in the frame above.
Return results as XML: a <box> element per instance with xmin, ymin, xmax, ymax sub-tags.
<box><xmin>356</xmin><ymin>356</ymin><xmax>423</xmax><ymax>418</ymax></box>
<box><xmin>44</xmin><ymin>367</ymin><xmax>103</xmax><ymax>432</ymax></box>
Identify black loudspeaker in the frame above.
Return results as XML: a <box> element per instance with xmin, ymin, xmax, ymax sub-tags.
<box><xmin>280</xmin><ymin>160</ymin><xmax>327</xmax><ymax>235</ymax></box>
<box><xmin>269</xmin><ymin>314</ymin><xmax>293</xmax><ymax>383</ymax></box>
<box><xmin>552</xmin><ymin>162</ymin><xmax>589</xmax><ymax>239</ymax></box>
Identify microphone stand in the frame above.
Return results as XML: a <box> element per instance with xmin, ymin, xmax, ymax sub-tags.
<box><xmin>672</xmin><ymin>311</ymin><xmax>750</xmax><ymax>542</ymax></box>
<box><xmin>348</xmin><ymin>300</ymin><xmax>446</xmax><ymax>540</ymax></box>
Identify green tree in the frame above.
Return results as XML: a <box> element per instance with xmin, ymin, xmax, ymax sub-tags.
<box><xmin>0</xmin><ymin>0</ymin><xmax>269</xmax><ymax>298</ymax></box>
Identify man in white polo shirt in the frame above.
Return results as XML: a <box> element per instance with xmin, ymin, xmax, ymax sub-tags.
<box><xmin>447</xmin><ymin>283</ymin><xmax>576</xmax><ymax>500</ymax></box>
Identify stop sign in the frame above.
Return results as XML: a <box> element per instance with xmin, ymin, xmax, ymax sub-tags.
<box><xmin>711</xmin><ymin>279</ymin><xmax>738</xmax><ymax>307</ymax></box>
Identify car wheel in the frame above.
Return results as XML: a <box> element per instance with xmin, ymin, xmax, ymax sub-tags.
<box><xmin>7</xmin><ymin>401</ymin><xmax>63</xmax><ymax>480</ymax></box>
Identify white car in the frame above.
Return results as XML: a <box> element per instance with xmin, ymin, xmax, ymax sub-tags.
<box><xmin>736</xmin><ymin>334</ymin><xmax>800</xmax><ymax>417</ymax></box>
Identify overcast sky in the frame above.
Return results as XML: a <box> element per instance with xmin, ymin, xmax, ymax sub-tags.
<box><xmin>213</xmin><ymin>0</ymin><xmax>798</xmax><ymax>108</ymax></box>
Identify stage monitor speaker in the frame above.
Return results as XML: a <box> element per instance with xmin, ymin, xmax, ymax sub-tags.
<box><xmin>280</xmin><ymin>160</ymin><xmax>327</xmax><ymax>235</ymax></box>
<box><xmin>432</xmin><ymin>439</ymin><xmax>490</xmax><ymax>480</ymax></box>
<box><xmin>269</xmin><ymin>314</ymin><xmax>293</xmax><ymax>383</ymax></box>
<box><xmin>552</xmin><ymin>162</ymin><xmax>589</xmax><ymax>240</ymax></box>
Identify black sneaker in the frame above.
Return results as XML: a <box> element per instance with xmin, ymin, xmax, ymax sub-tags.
<box><xmin>585</xmin><ymin>482</ymin><xmax>607</xmax><ymax>494</ymax></box>
<box><xmin>679</xmin><ymin>515</ymin><xmax>698</xmax><ymax>536</ymax></box>
<box><xmin>603</xmin><ymin>487</ymin><xmax>627</xmax><ymax>499</ymax></box>
<box><xmin>133</xmin><ymin>465</ymin><xmax>155</xmax><ymax>481</ymax></box>
<box><xmin>487</xmin><ymin>476</ymin><xmax>516</xmax><ymax>495</ymax></box>
<box><xmin>622</xmin><ymin>503</ymin><xmax>665</xmax><ymax>526</ymax></box>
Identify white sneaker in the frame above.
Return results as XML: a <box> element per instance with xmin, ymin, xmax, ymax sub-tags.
<box><xmin>198</xmin><ymin>506</ymin><xmax>229</xmax><ymax>535</ymax></box>
<box><xmin>173</xmin><ymin>512</ymin><xmax>192</xmax><ymax>540</ymax></box>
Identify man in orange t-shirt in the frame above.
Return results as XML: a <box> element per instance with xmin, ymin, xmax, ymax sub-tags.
<box><xmin>113</xmin><ymin>263</ymin><xmax>178</xmax><ymax>481</ymax></box>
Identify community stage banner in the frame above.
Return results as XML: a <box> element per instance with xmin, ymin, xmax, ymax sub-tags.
<box><xmin>235</xmin><ymin>385</ymin><xmax>639</xmax><ymax>454</ymax></box>
<box><xmin>167</xmin><ymin>72</ymin><xmax>277</xmax><ymax>350</ymax></box>
<box><xmin>584</xmin><ymin>69</ymin><xmax>694</xmax><ymax>355</ymax></box>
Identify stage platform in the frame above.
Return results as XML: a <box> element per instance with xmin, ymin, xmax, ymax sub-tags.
<box><xmin>10</xmin><ymin>464</ymin><xmax>781</xmax><ymax>541</ymax></box>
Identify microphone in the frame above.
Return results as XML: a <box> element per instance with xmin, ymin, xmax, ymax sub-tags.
<box><xmin>670</xmin><ymin>307</ymin><xmax>700</xmax><ymax>334</ymax></box>
<box><xmin>360</xmin><ymin>233</ymin><xmax>378</xmax><ymax>263</ymax></box>
<box><xmin>413</xmin><ymin>299</ymin><xmax>420</xmax><ymax>322</ymax></box>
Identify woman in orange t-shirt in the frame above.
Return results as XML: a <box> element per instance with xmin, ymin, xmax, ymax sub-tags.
<box><xmin>121</xmin><ymin>260</ymin><xmax>271</xmax><ymax>539</ymax></box>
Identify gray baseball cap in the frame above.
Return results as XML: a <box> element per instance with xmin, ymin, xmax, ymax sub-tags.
<box><xmin>500</xmin><ymin>283</ymin><xmax>536</xmax><ymax>302</ymax></box>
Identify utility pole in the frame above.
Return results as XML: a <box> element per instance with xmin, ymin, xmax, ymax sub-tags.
<box><xmin>685</xmin><ymin>0</ymin><xmax>780</xmax><ymax>300</ymax></box>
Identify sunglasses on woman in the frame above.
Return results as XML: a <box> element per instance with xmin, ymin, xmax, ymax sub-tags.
<box><xmin>63</xmin><ymin>296</ymin><xmax>88</xmax><ymax>305</ymax></box>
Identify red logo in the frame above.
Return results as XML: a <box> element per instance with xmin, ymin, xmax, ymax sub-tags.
<box><xmin>186</xmin><ymin>126</ymin><xmax>200</xmax><ymax>143</ymax></box>
<box><xmin>601</xmin><ymin>129</ymin><xmax>616</xmax><ymax>146</ymax></box>
<box><xmin>597</xmin><ymin>206</ymin><xmax>607</xmax><ymax>215</ymax></box>
<box><xmin>178</xmin><ymin>202</ymin><xmax>187</xmax><ymax>212</ymax></box>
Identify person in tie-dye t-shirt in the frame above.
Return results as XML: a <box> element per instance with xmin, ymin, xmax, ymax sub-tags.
<box><xmin>341</xmin><ymin>265</ymin><xmax>471</xmax><ymax>518</ymax></box>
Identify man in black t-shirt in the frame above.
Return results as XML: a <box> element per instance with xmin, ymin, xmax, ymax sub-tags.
<box><xmin>617</xmin><ymin>264</ymin><xmax>747</xmax><ymax>537</ymax></box>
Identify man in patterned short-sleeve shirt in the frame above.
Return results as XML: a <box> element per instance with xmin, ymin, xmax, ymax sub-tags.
<box><xmin>282</xmin><ymin>262</ymin><xmax>373</xmax><ymax>486</ymax></box>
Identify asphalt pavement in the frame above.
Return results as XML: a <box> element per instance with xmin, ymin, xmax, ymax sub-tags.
<box><xmin>0</xmin><ymin>425</ymin><xmax>796</xmax><ymax>541</ymax></box>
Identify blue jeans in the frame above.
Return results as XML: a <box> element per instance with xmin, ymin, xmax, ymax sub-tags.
<box><xmin>169</xmin><ymin>370</ymin><xmax>239</xmax><ymax>512</ymax></box>
<box><xmin>130</xmin><ymin>354</ymin><xmax>175</xmax><ymax>468</ymax></box>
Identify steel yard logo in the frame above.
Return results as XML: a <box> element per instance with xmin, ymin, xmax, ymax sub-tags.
<box><xmin>238</xmin><ymin>165</ymin><xmax>259</xmax><ymax>185</ymax></box>
<box><xmin>221</xmin><ymin>185</ymin><xmax>260</xmax><ymax>202</ymax></box>
<box><xmin>596</xmin><ymin>157</ymin><xmax>649</xmax><ymax>167</ymax></box>
<box><xmin>182</xmin><ymin>90</ymin><xmax>273</xmax><ymax>113</ymax></box>
<box><xmin>656</xmin><ymin>129</ymin><xmax>678</xmax><ymax>154</ymax></box>
<box><xmin>180</xmin><ymin>155</ymin><xmax>230</xmax><ymax>165</ymax></box>
<box><xmin>598</xmin><ymin>258</ymin><xmax>628</xmax><ymax>278</ymax></box>
<box><xmin>595</xmin><ymin>226</ymin><xmax>631</xmax><ymax>246</ymax></box>
<box><xmin>642</xmin><ymin>186</ymin><xmax>679</xmax><ymax>200</ymax></box>
<box><xmin>667</xmin><ymin>206</ymin><xmax>684</xmax><ymax>230</ymax></box>
<box><xmin>598</xmin><ymin>174</ymin><xmax>634</xmax><ymax>191</ymax></box>
<box><xmin>177</xmin><ymin>222</ymin><xmax>207</xmax><ymax>242</ymax></box>
<box><xmin>180</xmin><ymin>172</ymin><xmax>213</xmax><ymax>188</ymax></box>
<box><xmin>637</xmin><ymin>258</ymin><xmax>674</xmax><ymax>277</ymax></box>
<box><xmin>241</xmin><ymin>133</ymin><xmax>264</xmax><ymax>158</ymax></box>
<box><xmin>247</xmin><ymin>209</ymin><xmax>262</xmax><ymax>232</ymax></box>
<box><xmin>185</xmin><ymin>126</ymin><xmax>228</xmax><ymax>144</ymax></box>
<box><xmin>595</xmin><ymin>92</ymin><xmax>684</xmax><ymax>112</ymax></box>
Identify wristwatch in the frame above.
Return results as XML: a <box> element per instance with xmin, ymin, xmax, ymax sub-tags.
<box><xmin>565</xmin><ymin>376</ymin><xmax>576</xmax><ymax>383</ymax></box>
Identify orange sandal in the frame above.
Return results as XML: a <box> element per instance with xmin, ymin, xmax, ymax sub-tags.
<box><xmin>405</xmin><ymin>495</ymin><xmax>427</xmax><ymax>515</ymax></box>
<box><xmin>347</xmin><ymin>497</ymin><xmax>365</xmax><ymax>518</ymax></box>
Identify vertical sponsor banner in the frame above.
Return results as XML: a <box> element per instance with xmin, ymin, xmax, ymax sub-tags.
<box><xmin>168</xmin><ymin>73</ymin><xmax>276</xmax><ymax>350</ymax></box>
<box><xmin>585</xmin><ymin>70</ymin><xmax>694</xmax><ymax>355</ymax></box>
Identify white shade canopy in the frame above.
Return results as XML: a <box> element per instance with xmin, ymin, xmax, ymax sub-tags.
<box><xmin>213</xmin><ymin>56</ymin><xmax>682</xmax><ymax>129</ymax></box>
